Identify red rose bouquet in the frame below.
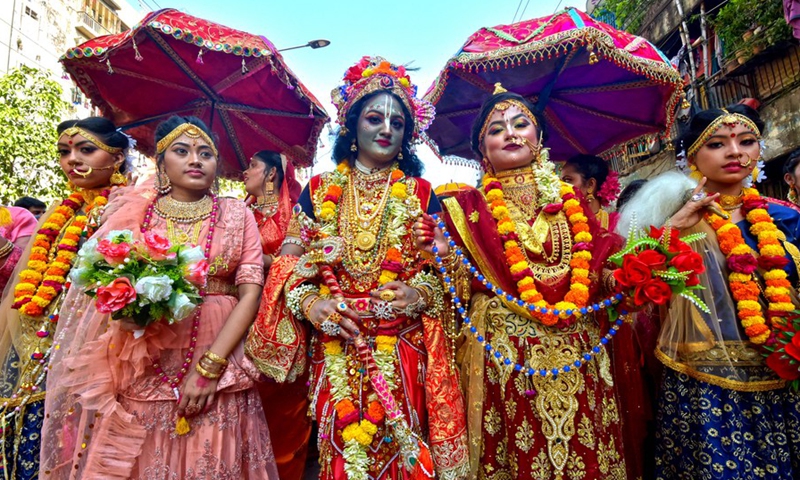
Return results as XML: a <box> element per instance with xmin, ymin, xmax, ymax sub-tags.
<box><xmin>610</xmin><ymin>225</ymin><xmax>709</xmax><ymax>313</ymax></box>
<box><xmin>71</xmin><ymin>229</ymin><xmax>209</xmax><ymax>327</ymax></box>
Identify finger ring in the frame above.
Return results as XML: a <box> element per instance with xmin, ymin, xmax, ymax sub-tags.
<box><xmin>379</xmin><ymin>290</ymin><xmax>396</xmax><ymax>302</ymax></box>
<box><xmin>690</xmin><ymin>192</ymin><xmax>706</xmax><ymax>202</ymax></box>
<box><xmin>320</xmin><ymin>319</ymin><xmax>342</xmax><ymax>336</ymax></box>
<box><xmin>185</xmin><ymin>403</ymin><xmax>201</xmax><ymax>416</ymax></box>
<box><xmin>335</xmin><ymin>301</ymin><xmax>348</xmax><ymax>313</ymax></box>
<box><xmin>325</xmin><ymin>312</ymin><xmax>342</xmax><ymax>324</ymax></box>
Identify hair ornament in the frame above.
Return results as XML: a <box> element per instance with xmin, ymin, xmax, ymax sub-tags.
<box><xmin>156</xmin><ymin>123</ymin><xmax>218</xmax><ymax>157</ymax></box>
<box><xmin>596</xmin><ymin>170</ymin><xmax>621</xmax><ymax>207</ymax></box>
<box><xmin>331</xmin><ymin>56</ymin><xmax>434</xmax><ymax>141</ymax></box>
<box><xmin>686</xmin><ymin>111</ymin><xmax>761</xmax><ymax>158</ymax></box>
<box><xmin>61</xmin><ymin>126</ymin><xmax>122</xmax><ymax>155</ymax></box>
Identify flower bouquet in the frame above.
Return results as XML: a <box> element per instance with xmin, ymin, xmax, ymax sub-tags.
<box><xmin>610</xmin><ymin>225</ymin><xmax>710</xmax><ymax>316</ymax></box>
<box><xmin>71</xmin><ymin>229</ymin><xmax>209</xmax><ymax>327</ymax></box>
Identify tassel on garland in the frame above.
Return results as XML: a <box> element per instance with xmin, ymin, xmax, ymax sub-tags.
<box><xmin>409</xmin><ymin>440</ymin><xmax>435</xmax><ymax>479</ymax></box>
<box><xmin>175</xmin><ymin>416</ymin><xmax>191</xmax><ymax>436</ymax></box>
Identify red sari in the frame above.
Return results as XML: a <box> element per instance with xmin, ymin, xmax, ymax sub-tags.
<box><xmin>250</xmin><ymin>167</ymin><xmax>312</xmax><ymax>480</ymax></box>
<box><xmin>441</xmin><ymin>184</ymin><xmax>629</xmax><ymax>480</ymax></box>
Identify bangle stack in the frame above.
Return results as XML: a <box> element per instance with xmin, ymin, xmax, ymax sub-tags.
<box><xmin>286</xmin><ymin>284</ymin><xmax>319</xmax><ymax>319</ymax></box>
<box><xmin>195</xmin><ymin>350</ymin><xmax>229</xmax><ymax>379</ymax></box>
<box><xmin>0</xmin><ymin>241</ymin><xmax>14</xmax><ymax>258</ymax></box>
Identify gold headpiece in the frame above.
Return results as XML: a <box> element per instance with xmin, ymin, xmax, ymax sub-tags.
<box><xmin>478</xmin><ymin>83</ymin><xmax>539</xmax><ymax>143</ymax></box>
<box><xmin>686</xmin><ymin>110</ymin><xmax>761</xmax><ymax>158</ymax></box>
<box><xmin>156</xmin><ymin>123</ymin><xmax>218</xmax><ymax>157</ymax></box>
<box><xmin>61</xmin><ymin>126</ymin><xmax>123</xmax><ymax>155</ymax></box>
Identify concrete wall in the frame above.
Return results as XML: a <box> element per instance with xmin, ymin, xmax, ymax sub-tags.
<box><xmin>760</xmin><ymin>86</ymin><xmax>800</xmax><ymax>161</ymax></box>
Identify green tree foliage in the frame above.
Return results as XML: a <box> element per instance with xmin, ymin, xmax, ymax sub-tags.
<box><xmin>0</xmin><ymin>65</ymin><xmax>69</xmax><ymax>204</ymax></box>
<box><xmin>595</xmin><ymin>0</ymin><xmax>649</xmax><ymax>33</ymax></box>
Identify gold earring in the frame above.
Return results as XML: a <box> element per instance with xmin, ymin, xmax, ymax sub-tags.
<box><xmin>397</xmin><ymin>152</ymin><xmax>404</xmax><ymax>160</ymax></box>
<box><xmin>110</xmin><ymin>165</ymin><xmax>127</xmax><ymax>186</ymax></box>
<box><xmin>156</xmin><ymin>171</ymin><xmax>172</xmax><ymax>195</ymax></box>
<box><xmin>350</xmin><ymin>140</ymin><xmax>358</xmax><ymax>153</ymax></box>
<box><xmin>265</xmin><ymin>180</ymin><xmax>274</xmax><ymax>195</ymax></box>
<box><xmin>586</xmin><ymin>190</ymin><xmax>596</xmax><ymax>202</ymax></box>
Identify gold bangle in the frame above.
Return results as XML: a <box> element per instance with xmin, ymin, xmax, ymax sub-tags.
<box><xmin>198</xmin><ymin>357</ymin><xmax>225</xmax><ymax>373</ymax></box>
<box><xmin>195</xmin><ymin>363</ymin><xmax>222</xmax><ymax>379</ymax></box>
<box><xmin>302</xmin><ymin>295</ymin><xmax>322</xmax><ymax>321</ymax></box>
<box><xmin>0</xmin><ymin>241</ymin><xmax>13</xmax><ymax>258</ymax></box>
<box><xmin>202</xmin><ymin>350</ymin><xmax>228</xmax><ymax>366</ymax></box>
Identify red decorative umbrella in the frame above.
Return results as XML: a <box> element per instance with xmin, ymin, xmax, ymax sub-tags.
<box><xmin>61</xmin><ymin>8</ymin><xmax>328</xmax><ymax>175</ymax></box>
<box><xmin>424</xmin><ymin>7</ymin><xmax>684</xmax><ymax>166</ymax></box>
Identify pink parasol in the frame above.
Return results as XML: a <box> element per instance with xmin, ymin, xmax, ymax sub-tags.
<box><xmin>61</xmin><ymin>8</ymin><xmax>328</xmax><ymax>175</ymax></box>
<box><xmin>424</xmin><ymin>7</ymin><xmax>684</xmax><ymax>167</ymax></box>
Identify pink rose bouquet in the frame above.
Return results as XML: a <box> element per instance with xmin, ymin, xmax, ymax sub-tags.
<box><xmin>72</xmin><ymin>229</ymin><xmax>209</xmax><ymax>327</ymax></box>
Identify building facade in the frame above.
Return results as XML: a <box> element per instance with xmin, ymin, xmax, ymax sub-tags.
<box><xmin>589</xmin><ymin>0</ymin><xmax>799</xmax><ymax>199</ymax></box>
<box><xmin>0</xmin><ymin>0</ymin><xmax>144</xmax><ymax>119</ymax></box>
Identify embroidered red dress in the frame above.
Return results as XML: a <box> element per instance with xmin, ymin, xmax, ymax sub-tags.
<box><xmin>440</xmin><ymin>177</ymin><xmax>628</xmax><ymax>479</ymax></box>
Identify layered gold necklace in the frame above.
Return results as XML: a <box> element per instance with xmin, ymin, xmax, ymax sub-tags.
<box><xmin>155</xmin><ymin>194</ymin><xmax>213</xmax><ymax>245</ymax></box>
<box><xmin>250</xmin><ymin>195</ymin><xmax>279</xmax><ymax>221</ymax></box>
<box><xmin>349</xmin><ymin>166</ymin><xmax>393</xmax><ymax>251</ymax></box>
<box><xmin>718</xmin><ymin>190</ymin><xmax>744</xmax><ymax>211</ymax></box>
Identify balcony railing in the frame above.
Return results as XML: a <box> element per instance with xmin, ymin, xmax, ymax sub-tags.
<box><xmin>78</xmin><ymin>11</ymin><xmax>109</xmax><ymax>36</ymax></box>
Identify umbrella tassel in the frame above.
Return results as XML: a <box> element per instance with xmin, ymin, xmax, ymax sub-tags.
<box><xmin>106</xmin><ymin>59</ymin><xmax>114</xmax><ymax>74</ymax></box>
<box><xmin>196</xmin><ymin>48</ymin><xmax>205</xmax><ymax>64</ymax></box>
<box><xmin>241</xmin><ymin>58</ymin><xmax>248</xmax><ymax>75</ymax></box>
<box><xmin>132</xmin><ymin>38</ymin><xmax>143</xmax><ymax>61</ymax></box>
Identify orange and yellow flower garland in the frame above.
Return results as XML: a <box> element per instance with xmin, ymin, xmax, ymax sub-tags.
<box><xmin>706</xmin><ymin>188</ymin><xmax>793</xmax><ymax>344</ymax></box>
<box><xmin>13</xmin><ymin>190</ymin><xmax>109</xmax><ymax>317</ymax></box>
<box><xmin>482</xmin><ymin>177</ymin><xmax>592</xmax><ymax>326</ymax></box>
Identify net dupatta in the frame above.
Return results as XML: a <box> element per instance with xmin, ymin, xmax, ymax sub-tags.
<box><xmin>39</xmin><ymin>187</ymin><xmax>156</xmax><ymax>479</ymax></box>
<box><xmin>656</xmin><ymin>221</ymin><xmax>788</xmax><ymax>392</ymax></box>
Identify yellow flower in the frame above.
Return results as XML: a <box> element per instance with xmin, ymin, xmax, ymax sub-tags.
<box><xmin>391</xmin><ymin>183</ymin><xmax>408</xmax><ymax>200</ymax></box>
<box><xmin>761</xmin><ymin>245</ymin><xmax>785</xmax><ymax>257</ymax></box>
<box><xmin>573</xmin><ymin>251</ymin><xmax>592</xmax><ymax>261</ymax></box>
<box><xmin>572</xmin><ymin>268</ymin><xmax>589</xmax><ymax>278</ymax></box>
<box><xmin>773</xmin><ymin>302</ymin><xmax>795</xmax><ymax>312</ymax></box>
<box><xmin>504</xmin><ymin>240</ymin><xmax>519</xmax><ymax>250</ymax></box>
<box><xmin>763</xmin><ymin>270</ymin><xmax>788</xmax><ymax>281</ymax></box>
<box><xmin>336</xmin><ymin>162</ymin><xmax>350</xmax><ymax>174</ymax></box>
<box><xmin>751</xmin><ymin>332</ymin><xmax>770</xmax><ymax>344</ymax></box>
<box><xmin>375</xmin><ymin>335</ymin><xmax>397</xmax><ymax>352</ymax></box>
<box><xmin>730</xmin><ymin>244</ymin><xmax>752</xmax><ymax>256</ymax></box>
<box><xmin>738</xmin><ymin>300</ymin><xmax>761</xmax><ymax>312</ymax></box>
<box><xmin>560</xmin><ymin>184</ymin><xmax>575</xmax><ymax>196</ymax></box>
<box><xmin>564</xmin><ymin>199</ymin><xmax>580</xmax><ymax>209</ymax></box>
<box><xmin>572</xmin><ymin>283</ymin><xmax>589</xmax><ymax>293</ymax></box>
<box><xmin>569</xmin><ymin>213</ymin><xmax>588</xmax><ymax>224</ymax></box>
<box><xmin>555</xmin><ymin>301</ymin><xmax>577</xmax><ymax>316</ymax></box>
<box><xmin>485</xmin><ymin>189</ymin><xmax>503</xmax><ymax>202</ymax></box>
<box><xmin>399</xmin><ymin>78</ymin><xmax>410</xmax><ymax>87</ymax></box>
<box><xmin>492</xmin><ymin>206</ymin><xmax>510</xmax><ymax>220</ymax></box>
<box><xmin>497</xmin><ymin>219</ymin><xmax>515</xmax><ymax>235</ymax></box>
<box><xmin>575</xmin><ymin>232</ymin><xmax>592</xmax><ymax>243</ymax></box>
<box><xmin>324</xmin><ymin>340</ymin><xmax>343</xmax><ymax>356</ymax></box>
<box><xmin>510</xmin><ymin>261</ymin><xmax>528</xmax><ymax>275</ymax></box>
<box><xmin>319</xmin><ymin>285</ymin><xmax>331</xmax><ymax>296</ymax></box>
<box><xmin>517</xmin><ymin>276</ymin><xmax>534</xmax><ymax>287</ymax></box>
<box><xmin>360</xmin><ymin>419</ymin><xmax>378</xmax><ymax>436</ymax></box>
<box><xmin>730</xmin><ymin>273</ymin><xmax>752</xmax><ymax>283</ymax></box>
<box><xmin>32</xmin><ymin>295</ymin><xmax>51</xmax><ymax>307</ymax></box>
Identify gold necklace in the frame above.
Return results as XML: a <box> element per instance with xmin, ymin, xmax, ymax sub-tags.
<box><xmin>350</xmin><ymin>170</ymin><xmax>392</xmax><ymax>250</ymax></box>
<box><xmin>155</xmin><ymin>195</ymin><xmax>213</xmax><ymax>223</ymax></box>
<box><xmin>717</xmin><ymin>190</ymin><xmax>744</xmax><ymax>211</ymax></box>
<box><xmin>250</xmin><ymin>195</ymin><xmax>279</xmax><ymax>220</ymax></box>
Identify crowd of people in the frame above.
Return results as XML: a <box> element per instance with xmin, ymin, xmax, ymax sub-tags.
<box><xmin>0</xmin><ymin>55</ymin><xmax>797</xmax><ymax>480</ymax></box>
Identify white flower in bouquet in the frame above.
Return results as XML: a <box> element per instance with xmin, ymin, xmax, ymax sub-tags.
<box><xmin>178</xmin><ymin>245</ymin><xmax>205</xmax><ymax>264</ymax></box>
<box><xmin>76</xmin><ymin>237</ymin><xmax>103</xmax><ymax>265</ymax></box>
<box><xmin>70</xmin><ymin>266</ymin><xmax>94</xmax><ymax>287</ymax></box>
<box><xmin>169</xmin><ymin>292</ymin><xmax>197</xmax><ymax>322</ymax></box>
<box><xmin>134</xmin><ymin>275</ymin><xmax>173</xmax><ymax>304</ymax></box>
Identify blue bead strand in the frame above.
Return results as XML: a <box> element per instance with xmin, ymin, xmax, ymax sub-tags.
<box><xmin>431</xmin><ymin>214</ymin><xmax>628</xmax><ymax>378</ymax></box>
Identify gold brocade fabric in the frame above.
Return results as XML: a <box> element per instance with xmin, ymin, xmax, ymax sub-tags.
<box><xmin>459</xmin><ymin>294</ymin><xmax>626</xmax><ymax>480</ymax></box>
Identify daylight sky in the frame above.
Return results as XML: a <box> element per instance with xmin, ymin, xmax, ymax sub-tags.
<box><xmin>132</xmin><ymin>0</ymin><xmax>586</xmax><ymax>184</ymax></box>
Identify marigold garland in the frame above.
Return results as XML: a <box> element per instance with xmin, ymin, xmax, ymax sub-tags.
<box><xmin>706</xmin><ymin>188</ymin><xmax>793</xmax><ymax>345</ymax></box>
<box><xmin>482</xmin><ymin>177</ymin><xmax>592</xmax><ymax>326</ymax></box>
<box><xmin>12</xmin><ymin>190</ymin><xmax>109</xmax><ymax>316</ymax></box>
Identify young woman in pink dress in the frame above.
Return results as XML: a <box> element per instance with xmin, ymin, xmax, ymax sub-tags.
<box><xmin>39</xmin><ymin>116</ymin><xmax>278</xmax><ymax>479</ymax></box>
